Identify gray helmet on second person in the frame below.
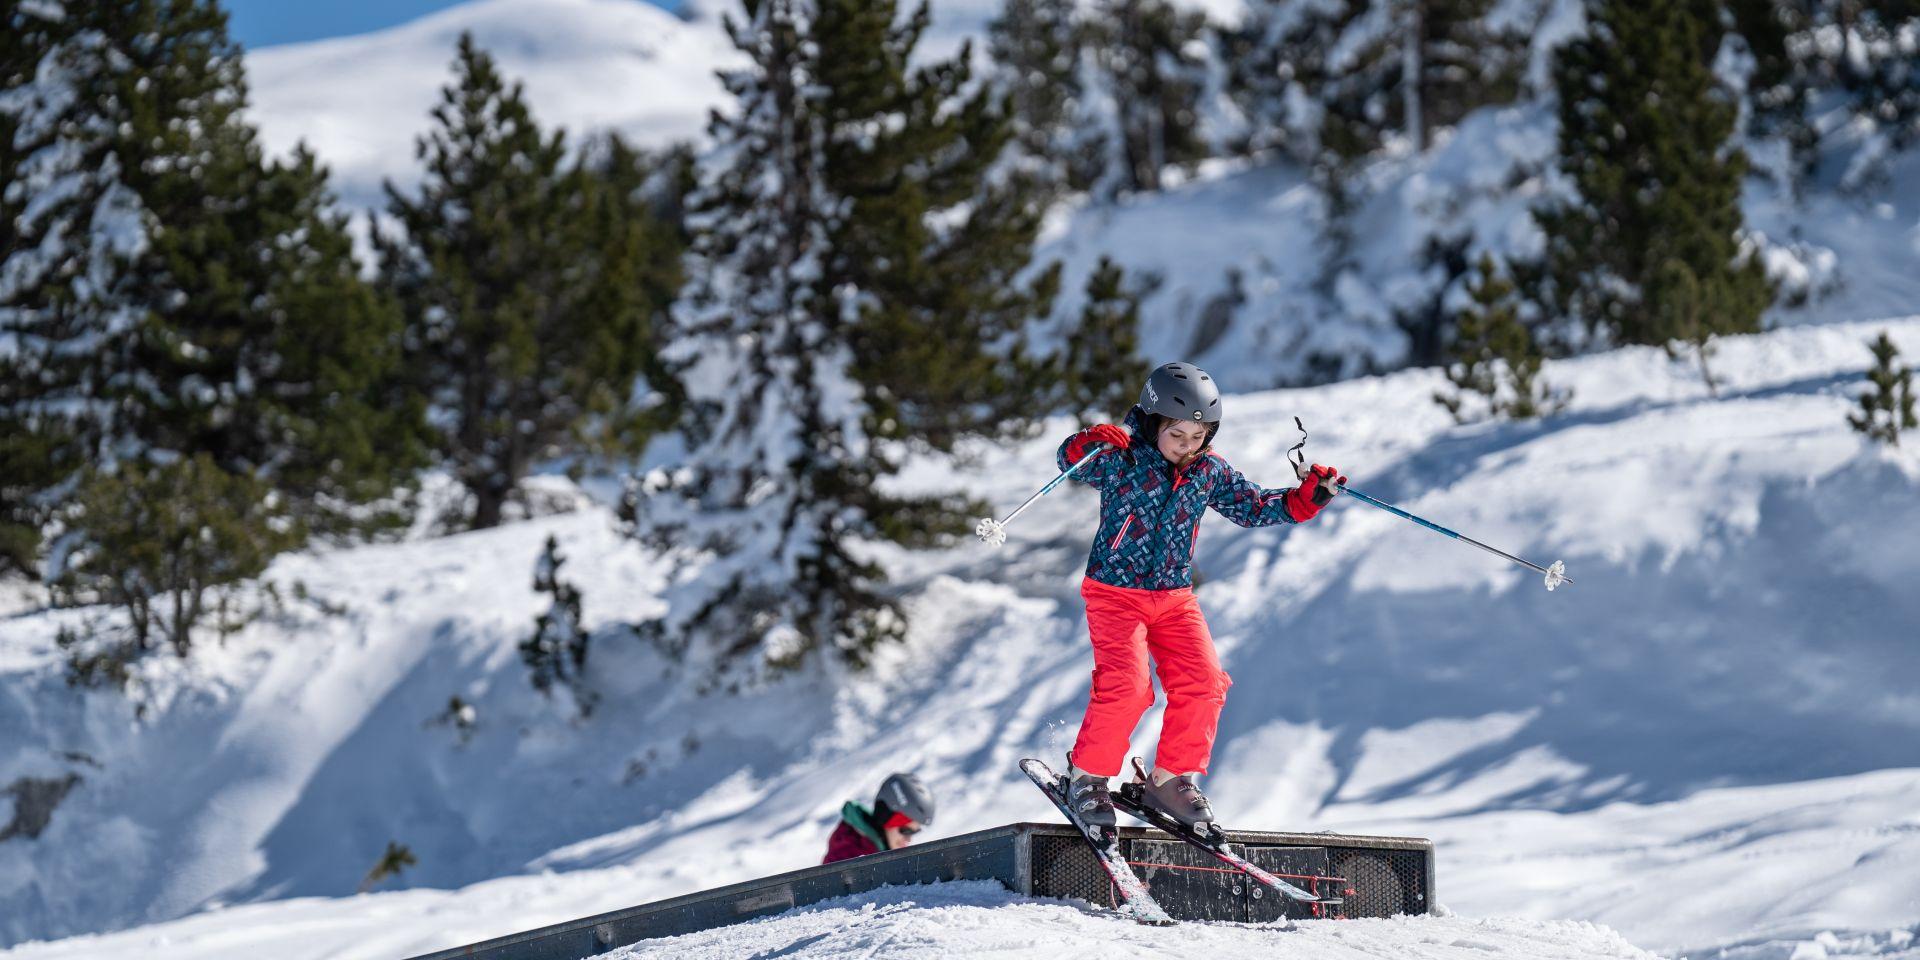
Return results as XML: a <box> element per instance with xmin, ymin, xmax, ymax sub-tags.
<box><xmin>874</xmin><ymin>772</ymin><xmax>936</xmax><ymax>826</ymax></box>
<box><xmin>1139</xmin><ymin>361</ymin><xmax>1221</xmax><ymax>424</ymax></box>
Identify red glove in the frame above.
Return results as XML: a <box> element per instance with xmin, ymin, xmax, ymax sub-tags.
<box><xmin>1065</xmin><ymin>423</ymin><xmax>1130</xmax><ymax>464</ymax></box>
<box><xmin>1284</xmin><ymin>464</ymin><xmax>1345</xmax><ymax>522</ymax></box>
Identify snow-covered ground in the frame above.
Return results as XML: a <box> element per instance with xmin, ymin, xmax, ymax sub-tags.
<box><xmin>4</xmin><ymin>319</ymin><xmax>1919</xmax><ymax>959</ymax></box>
<box><xmin>4</xmin><ymin>6</ymin><xmax>1916</xmax><ymax>954</ymax></box>
<box><xmin>597</xmin><ymin>882</ymin><xmax>1667</xmax><ymax>960</ymax></box>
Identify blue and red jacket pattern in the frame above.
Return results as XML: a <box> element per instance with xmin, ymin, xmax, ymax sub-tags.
<box><xmin>1057</xmin><ymin>407</ymin><xmax>1298</xmax><ymax>591</ymax></box>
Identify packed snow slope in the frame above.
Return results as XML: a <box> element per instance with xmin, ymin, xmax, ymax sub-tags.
<box><xmin>594</xmin><ymin>882</ymin><xmax>1666</xmax><ymax>960</ymax></box>
<box><xmin>4</xmin><ymin>319</ymin><xmax>1920</xmax><ymax>959</ymax></box>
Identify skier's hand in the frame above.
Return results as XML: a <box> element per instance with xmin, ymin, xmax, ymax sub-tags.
<box><xmin>1284</xmin><ymin>464</ymin><xmax>1344</xmax><ymax>521</ymax></box>
<box><xmin>1066</xmin><ymin>424</ymin><xmax>1130</xmax><ymax>464</ymax></box>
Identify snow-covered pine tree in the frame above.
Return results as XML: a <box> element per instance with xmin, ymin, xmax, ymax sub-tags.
<box><xmin>0</xmin><ymin>2</ymin><xmax>150</xmax><ymax>574</ymax></box>
<box><xmin>1433</xmin><ymin>253</ymin><xmax>1566</xmax><ymax>423</ymax></box>
<box><xmin>1059</xmin><ymin>257</ymin><xmax>1150</xmax><ymax>419</ymax></box>
<box><xmin>521</xmin><ymin>535</ymin><xmax>592</xmax><ymax>708</ymax></box>
<box><xmin>1227</xmin><ymin>0</ymin><xmax>1528</xmax><ymax>162</ymax></box>
<box><xmin>1222</xmin><ymin>0</ymin><xmax>1341</xmax><ymax>162</ymax></box>
<box><xmin>1533</xmin><ymin>0</ymin><xmax>1772</xmax><ymax>365</ymax></box>
<box><xmin>1730</xmin><ymin>0</ymin><xmax>1920</xmax><ymax>185</ymax></box>
<box><xmin>819</xmin><ymin>0</ymin><xmax>1060</xmax><ymax>455</ymax></box>
<box><xmin>630</xmin><ymin>0</ymin><xmax>1060</xmax><ymax>681</ymax></box>
<box><xmin>378</xmin><ymin>34</ymin><xmax>672</xmax><ymax>530</ymax></box>
<box><xmin>1849</xmin><ymin>331</ymin><xmax>1917</xmax><ymax>446</ymax></box>
<box><xmin>1727</xmin><ymin>0</ymin><xmax>1814</xmax><ymax>171</ymax></box>
<box><xmin>3</xmin><ymin>0</ymin><xmax>421</xmax><ymax>667</ymax></box>
<box><xmin>626</xmin><ymin>0</ymin><xmax>877</xmax><ymax>680</ymax></box>
<box><xmin>1079</xmin><ymin>0</ymin><xmax>1213</xmax><ymax>195</ymax></box>
<box><xmin>988</xmin><ymin>0</ymin><xmax>1085</xmax><ymax>199</ymax></box>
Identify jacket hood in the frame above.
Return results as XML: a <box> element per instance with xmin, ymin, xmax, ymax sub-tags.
<box><xmin>839</xmin><ymin>800</ymin><xmax>886</xmax><ymax>849</ymax></box>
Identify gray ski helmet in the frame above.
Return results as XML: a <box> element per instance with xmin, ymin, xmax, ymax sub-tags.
<box><xmin>875</xmin><ymin>772</ymin><xmax>935</xmax><ymax>826</ymax></box>
<box><xmin>1139</xmin><ymin>361</ymin><xmax>1221</xmax><ymax>423</ymax></box>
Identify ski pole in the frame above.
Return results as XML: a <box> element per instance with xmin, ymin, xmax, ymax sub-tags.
<box><xmin>975</xmin><ymin>444</ymin><xmax>1110</xmax><ymax>547</ymax></box>
<box><xmin>1288</xmin><ymin>418</ymin><xmax>1571</xmax><ymax>591</ymax></box>
<box><xmin>1334</xmin><ymin>482</ymin><xmax>1570</xmax><ymax>590</ymax></box>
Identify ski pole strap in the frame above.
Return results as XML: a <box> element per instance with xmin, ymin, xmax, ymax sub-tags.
<box><xmin>1336</xmin><ymin>484</ymin><xmax>1572</xmax><ymax>584</ymax></box>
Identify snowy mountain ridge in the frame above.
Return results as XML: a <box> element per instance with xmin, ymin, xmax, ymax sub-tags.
<box><xmin>4</xmin><ymin>317</ymin><xmax>1919</xmax><ymax>958</ymax></box>
<box><xmin>243</xmin><ymin>0</ymin><xmax>740</xmax><ymax>212</ymax></box>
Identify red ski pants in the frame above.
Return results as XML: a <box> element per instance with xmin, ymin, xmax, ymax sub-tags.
<box><xmin>1069</xmin><ymin>577</ymin><xmax>1232</xmax><ymax>778</ymax></box>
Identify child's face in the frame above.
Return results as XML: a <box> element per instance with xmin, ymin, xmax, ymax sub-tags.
<box><xmin>1157</xmin><ymin>420</ymin><xmax>1209</xmax><ymax>466</ymax></box>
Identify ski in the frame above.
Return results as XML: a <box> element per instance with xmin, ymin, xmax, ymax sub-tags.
<box><xmin>1114</xmin><ymin>759</ymin><xmax>1337</xmax><ymax>909</ymax></box>
<box><xmin>1019</xmin><ymin>758</ymin><xmax>1178</xmax><ymax>926</ymax></box>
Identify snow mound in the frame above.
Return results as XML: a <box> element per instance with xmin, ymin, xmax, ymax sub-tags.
<box><xmin>602</xmin><ymin>880</ymin><xmax>1665</xmax><ymax>959</ymax></box>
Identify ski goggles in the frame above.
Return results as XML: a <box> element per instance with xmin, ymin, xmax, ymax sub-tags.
<box><xmin>883</xmin><ymin>811</ymin><xmax>922</xmax><ymax>837</ymax></box>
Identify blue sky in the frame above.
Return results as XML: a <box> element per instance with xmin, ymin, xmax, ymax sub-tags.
<box><xmin>220</xmin><ymin>0</ymin><xmax>677</xmax><ymax>49</ymax></box>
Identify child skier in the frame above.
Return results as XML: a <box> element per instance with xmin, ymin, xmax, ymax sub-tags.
<box><xmin>1057</xmin><ymin>361</ymin><xmax>1342</xmax><ymax>829</ymax></box>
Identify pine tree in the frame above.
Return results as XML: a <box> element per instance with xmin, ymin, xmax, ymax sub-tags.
<box><xmin>0</xmin><ymin>8</ymin><xmax>42</xmax><ymax>573</ymax></box>
<box><xmin>820</xmin><ymin>0</ymin><xmax>1061</xmax><ymax>454</ymax></box>
<box><xmin>0</xmin><ymin>2</ymin><xmax>150</xmax><ymax>574</ymax></box>
<box><xmin>53</xmin><ymin>455</ymin><xmax>298</xmax><ymax>681</ymax></box>
<box><xmin>1729</xmin><ymin>0</ymin><xmax>1920</xmax><ymax>183</ymax></box>
<box><xmin>3</xmin><ymin>1</ymin><xmax>422</xmax><ymax>663</ymax></box>
<box><xmin>138</xmin><ymin>140</ymin><xmax>424</xmax><ymax>541</ymax></box>
<box><xmin>1434</xmin><ymin>254</ymin><xmax>1566</xmax><ymax>422</ymax></box>
<box><xmin>1849</xmin><ymin>331</ymin><xmax>1917</xmax><ymax>446</ymax></box>
<box><xmin>521</xmin><ymin>535</ymin><xmax>591</xmax><ymax>706</ymax></box>
<box><xmin>1079</xmin><ymin>0</ymin><xmax>1212</xmax><ymax>195</ymax></box>
<box><xmin>629</xmin><ymin>0</ymin><xmax>1060</xmax><ymax>681</ymax></box>
<box><xmin>988</xmin><ymin>0</ymin><xmax>1084</xmax><ymax>198</ymax></box>
<box><xmin>1727</xmin><ymin>0</ymin><xmax>1815</xmax><ymax>171</ymax></box>
<box><xmin>359</xmin><ymin>841</ymin><xmax>418</xmax><ymax>893</ymax></box>
<box><xmin>627</xmin><ymin>0</ymin><xmax>873</xmax><ymax>680</ymax></box>
<box><xmin>1534</xmin><ymin>0</ymin><xmax>1773</xmax><ymax>366</ymax></box>
<box><xmin>1227</xmin><ymin>0</ymin><xmax>1528</xmax><ymax>162</ymax></box>
<box><xmin>1060</xmin><ymin>257</ymin><xmax>1150</xmax><ymax>419</ymax></box>
<box><xmin>568</xmin><ymin>134</ymin><xmax>691</xmax><ymax>462</ymax></box>
<box><xmin>378</xmin><ymin>35</ymin><xmax>674</xmax><ymax>529</ymax></box>
<box><xmin>1223</xmin><ymin>0</ymin><xmax>1342</xmax><ymax>161</ymax></box>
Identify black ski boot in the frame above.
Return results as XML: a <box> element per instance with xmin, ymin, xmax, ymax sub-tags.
<box><xmin>1065</xmin><ymin>759</ymin><xmax>1117</xmax><ymax>829</ymax></box>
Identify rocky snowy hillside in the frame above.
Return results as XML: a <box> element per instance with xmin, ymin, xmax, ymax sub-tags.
<box><xmin>4</xmin><ymin>318</ymin><xmax>1919</xmax><ymax>959</ymax></box>
<box><xmin>243</xmin><ymin>0</ymin><xmax>1920</xmax><ymax>388</ymax></box>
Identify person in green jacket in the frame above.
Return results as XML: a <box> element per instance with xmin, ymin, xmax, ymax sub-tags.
<box><xmin>822</xmin><ymin>772</ymin><xmax>936</xmax><ymax>864</ymax></box>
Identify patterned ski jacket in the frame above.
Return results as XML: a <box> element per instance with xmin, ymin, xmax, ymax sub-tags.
<box><xmin>1057</xmin><ymin>407</ymin><xmax>1299</xmax><ymax>591</ymax></box>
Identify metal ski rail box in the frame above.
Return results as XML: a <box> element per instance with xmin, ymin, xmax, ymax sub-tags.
<box><xmin>401</xmin><ymin>822</ymin><xmax>1433</xmax><ymax>960</ymax></box>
